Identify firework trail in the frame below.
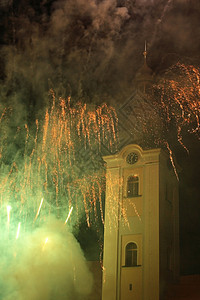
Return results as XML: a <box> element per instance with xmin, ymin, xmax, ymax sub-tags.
<box><xmin>150</xmin><ymin>62</ymin><xmax>200</xmax><ymax>179</ymax></box>
<box><xmin>150</xmin><ymin>0</ymin><xmax>173</xmax><ymax>46</ymax></box>
<box><xmin>2</xmin><ymin>61</ymin><xmax>199</xmax><ymax>229</ymax></box>
<box><xmin>1</xmin><ymin>63</ymin><xmax>199</xmax><ymax>229</ymax></box>
<box><xmin>116</xmin><ymin>62</ymin><xmax>200</xmax><ymax>180</ymax></box>
<box><xmin>0</xmin><ymin>91</ymin><xmax>118</xmax><ymax>299</ymax></box>
<box><xmin>0</xmin><ymin>90</ymin><xmax>118</xmax><ymax>226</ymax></box>
<box><xmin>156</xmin><ymin>63</ymin><xmax>200</xmax><ymax>144</ymax></box>
<box><xmin>0</xmin><ymin>61</ymin><xmax>199</xmax><ymax>299</ymax></box>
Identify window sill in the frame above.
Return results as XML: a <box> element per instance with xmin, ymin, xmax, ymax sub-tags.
<box><xmin>126</xmin><ymin>195</ymin><xmax>142</xmax><ymax>198</ymax></box>
<box><xmin>122</xmin><ymin>265</ymin><xmax>142</xmax><ymax>268</ymax></box>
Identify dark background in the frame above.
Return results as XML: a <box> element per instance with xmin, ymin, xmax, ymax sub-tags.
<box><xmin>0</xmin><ymin>0</ymin><xmax>199</xmax><ymax>275</ymax></box>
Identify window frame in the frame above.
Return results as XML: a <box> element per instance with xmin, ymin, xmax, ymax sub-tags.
<box><xmin>127</xmin><ymin>175</ymin><xmax>139</xmax><ymax>198</ymax></box>
<box><xmin>125</xmin><ymin>242</ymin><xmax>138</xmax><ymax>267</ymax></box>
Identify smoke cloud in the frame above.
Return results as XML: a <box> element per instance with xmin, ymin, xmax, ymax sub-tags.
<box><xmin>3</xmin><ymin>0</ymin><xmax>193</xmax><ymax>109</ymax></box>
<box><xmin>0</xmin><ymin>215</ymin><xmax>93</xmax><ymax>300</ymax></box>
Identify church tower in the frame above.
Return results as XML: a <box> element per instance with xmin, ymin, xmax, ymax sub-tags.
<box><xmin>102</xmin><ymin>44</ymin><xmax>179</xmax><ymax>300</ymax></box>
<box><xmin>134</xmin><ymin>41</ymin><xmax>154</xmax><ymax>95</ymax></box>
<box><xmin>102</xmin><ymin>144</ymin><xmax>179</xmax><ymax>300</ymax></box>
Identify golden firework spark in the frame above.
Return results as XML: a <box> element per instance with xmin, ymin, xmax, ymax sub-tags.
<box><xmin>33</xmin><ymin>198</ymin><xmax>44</xmax><ymax>223</ymax></box>
<box><xmin>16</xmin><ymin>222</ymin><xmax>21</xmax><ymax>239</ymax></box>
<box><xmin>65</xmin><ymin>206</ymin><xmax>73</xmax><ymax>224</ymax></box>
<box><xmin>0</xmin><ymin>91</ymin><xmax>118</xmax><ymax>230</ymax></box>
<box><xmin>42</xmin><ymin>237</ymin><xmax>49</xmax><ymax>252</ymax></box>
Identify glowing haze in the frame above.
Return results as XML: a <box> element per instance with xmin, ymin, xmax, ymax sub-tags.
<box><xmin>1</xmin><ymin>0</ymin><xmax>200</xmax><ymax>295</ymax></box>
<box><xmin>0</xmin><ymin>92</ymin><xmax>118</xmax><ymax>299</ymax></box>
<box><xmin>0</xmin><ymin>216</ymin><xmax>93</xmax><ymax>300</ymax></box>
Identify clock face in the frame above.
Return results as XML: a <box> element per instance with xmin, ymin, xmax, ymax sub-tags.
<box><xmin>126</xmin><ymin>152</ymin><xmax>138</xmax><ymax>164</ymax></box>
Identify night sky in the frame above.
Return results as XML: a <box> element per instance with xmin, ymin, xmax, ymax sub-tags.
<box><xmin>0</xmin><ymin>0</ymin><xmax>200</xmax><ymax>275</ymax></box>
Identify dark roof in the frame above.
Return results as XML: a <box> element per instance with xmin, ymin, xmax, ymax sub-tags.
<box><xmin>135</xmin><ymin>61</ymin><xmax>153</xmax><ymax>82</ymax></box>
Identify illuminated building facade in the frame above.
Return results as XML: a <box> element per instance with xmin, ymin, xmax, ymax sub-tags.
<box><xmin>102</xmin><ymin>144</ymin><xmax>179</xmax><ymax>300</ymax></box>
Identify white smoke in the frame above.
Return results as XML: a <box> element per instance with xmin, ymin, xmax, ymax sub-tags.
<box><xmin>0</xmin><ymin>215</ymin><xmax>93</xmax><ymax>300</ymax></box>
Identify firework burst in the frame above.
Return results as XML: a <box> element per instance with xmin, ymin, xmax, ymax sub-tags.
<box><xmin>0</xmin><ymin>91</ymin><xmax>118</xmax><ymax>235</ymax></box>
<box><xmin>0</xmin><ymin>91</ymin><xmax>119</xmax><ymax>299</ymax></box>
<box><xmin>156</xmin><ymin>63</ymin><xmax>200</xmax><ymax>143</ymax></box>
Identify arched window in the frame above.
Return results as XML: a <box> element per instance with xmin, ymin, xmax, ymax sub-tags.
<box><xmin>125</xmin><ymin>242</ymin><xmax>138</xmax><ymax>267</ymax></box>
<box><xmin>127</xmin><ymin>176</ymin><xmax>139</xmax><ymax>197</ymax></box>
